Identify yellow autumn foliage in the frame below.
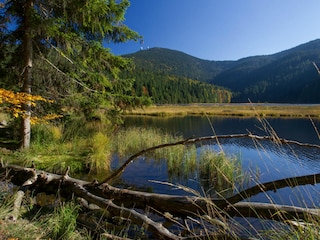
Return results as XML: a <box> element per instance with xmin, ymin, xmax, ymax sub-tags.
<box><xmin>0</xmin><ymin>88</ymin><xmax>61</xmax><ymax>124</ymax></box>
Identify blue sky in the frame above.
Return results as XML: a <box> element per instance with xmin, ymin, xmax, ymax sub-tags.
<box><xmin>107</xmin><ymin>0</ymin><xmax>320</xmax><ymax>60</ymax></box>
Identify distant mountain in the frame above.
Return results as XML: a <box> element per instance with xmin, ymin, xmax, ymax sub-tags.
<box><xmin>124</xmin><ymin>39</ymin><xmax>320</xmax><ymax>103</ymax></box>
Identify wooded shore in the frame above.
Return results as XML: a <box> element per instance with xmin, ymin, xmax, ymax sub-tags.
<box><xmin>125</xmin><ymin>103</ymin><xmax>320</xmax><ymax>118</ymax></box>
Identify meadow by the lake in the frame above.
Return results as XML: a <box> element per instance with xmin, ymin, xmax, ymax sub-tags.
<box><xmin>125</xmin><ymin>103</ymin><xmax>320</xmax><ymax>118</ymax></box>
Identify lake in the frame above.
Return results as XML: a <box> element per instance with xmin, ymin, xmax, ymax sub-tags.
<box><xmin>113</xmin><ymin>116</ymin><xmax>320</xmax><ymax>208</ymax></box>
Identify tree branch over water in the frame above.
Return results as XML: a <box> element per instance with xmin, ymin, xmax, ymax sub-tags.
<box><xmin>100</xmin><ymin>133</ymin><xmax>320</xmax><ymax>185</ymax></box>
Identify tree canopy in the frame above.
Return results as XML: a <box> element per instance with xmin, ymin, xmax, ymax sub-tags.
<box><xmin>0</xmin><ymin>0</ymin><xmax>146</xmax><ymax>148</ymax></box>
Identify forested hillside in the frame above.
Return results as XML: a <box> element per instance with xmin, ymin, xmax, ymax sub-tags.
<box><xmin>124</xmin><ymin>39</ymin><xmax>320</xmax><ymax>103</ymax></box>
<box><xmin>127</xmin><ymin>69</ymin><xmax>231</xmax><ymax>104</ymax></box>
<box><xmin>123</xmin><ymin>48</ymin><xmax>233</xmax><ymax>104</ymax></box>
<box><xmin>211</xmin><ymin>40</ymin><xmax>320</xmax><ymax>102</ymax></box>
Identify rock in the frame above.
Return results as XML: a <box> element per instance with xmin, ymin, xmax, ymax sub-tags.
<box><xmin>0</xmin><ymin>120</ymin><xmax>7</xmax><ymax>128</ymax></box>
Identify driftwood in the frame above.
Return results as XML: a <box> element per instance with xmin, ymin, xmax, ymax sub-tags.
<box><xmin>1</xmin><ymin>134</ymin><xmax>320</xmax><ymax>239</ymax></box>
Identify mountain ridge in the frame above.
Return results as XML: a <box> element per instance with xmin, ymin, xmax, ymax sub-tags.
<box><xmin>124</xmin><ymin>39</ymin><xmax>320</xmax><ymax>103</ymax></box>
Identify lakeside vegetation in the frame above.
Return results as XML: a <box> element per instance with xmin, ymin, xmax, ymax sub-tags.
<box><xmin>0</xmin><ymin>120</ymin><xmax>245</xmax><ymax>239</ymax></box>
<box><xmin>125</xmin><ymin>103</ymin><xmax>320</xmax><ymax>118</ymax></box>
<box><xmin>2</xmin><ymin>120</ymin><xmax>320</xmax><ymax>239</ymax></box>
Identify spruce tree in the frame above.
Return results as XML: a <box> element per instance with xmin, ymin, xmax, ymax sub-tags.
<box><xmin>0</xmin><ymin>0</ymin><xmax>140</xmax><ymax>148</ymax></box>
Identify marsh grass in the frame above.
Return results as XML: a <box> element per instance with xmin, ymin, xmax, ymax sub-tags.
<box><xmin>112</xmin><ymin>127</ymin><xmax>191</xmax><ymax>161</ymax></box>
<box><xmin>127</xmin><ymin>103</ymin><xmax>320</xmax><ymax>118</ymax></box>
<box><xmin>86</xmin><ymin>132</ymin><xmax>111</xmax><ymax>173</ymax></box>
<box><xmin>112</xmin><ymin>127</ymin><xmax>243</xmax><ymax>196</ymax></box>
<box><xmin>198</xmin><ymin>148</ymin><xmax>241</xmax><ymax>194</ymax></box>
<box><xmin>112</xmin><ymin>127</ymin><xmax>175</xmax><ymax>156</ymax></box>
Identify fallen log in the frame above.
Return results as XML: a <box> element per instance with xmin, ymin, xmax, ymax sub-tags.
<box><xmin>5</xmin><ymin>167</ymin><xmax>37</xmax><ymax>221</ymax></box>
<box><xmin>229</xmin><ymin>202</ymin><xmax>320</xmax><ymax>221</ymax></box>
<box><xmin>2</xmin><ymin>162</ymin><xmax>320</xmax><ymax>239</ymax></box>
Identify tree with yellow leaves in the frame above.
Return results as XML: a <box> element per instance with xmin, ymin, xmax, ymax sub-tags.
<box><xmin>0</xmin><ymin>88</ymin><xmax>61</xmax><ymax>125</ymax></box>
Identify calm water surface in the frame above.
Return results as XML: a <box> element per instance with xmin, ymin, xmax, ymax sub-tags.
<box><xmin>114</xmin><ymin>116</ymin><xmax>320</xmax><ymax>208</ymax></box>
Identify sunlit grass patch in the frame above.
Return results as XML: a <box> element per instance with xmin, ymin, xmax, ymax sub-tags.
<box><xmin>112</xmin><ymin>127</ymin><xmax>185</xmax><ymax>157</ymax></box>
<box><xmin>86</xmin><ymin>132</ymin><xmax>112</xmax><ymax>173</ymax></box>
<box><xmin>126</xmin><ymin>104</ymin><xmax>320</xmax><ymax>118</ymax></box>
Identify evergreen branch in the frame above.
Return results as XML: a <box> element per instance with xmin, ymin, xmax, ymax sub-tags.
<box><xmin>36</xmin><ymin>50</ymin><xmax>97</xmax><ymax>93</ymax></box>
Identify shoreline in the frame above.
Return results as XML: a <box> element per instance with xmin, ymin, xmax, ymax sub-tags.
<box><xmin>124</xmin><ymin>103</ymin><xmax>320</xmax><ymax>118</ymax></box>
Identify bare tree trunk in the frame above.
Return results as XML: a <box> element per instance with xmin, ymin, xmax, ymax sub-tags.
<box><xmin>21</xmin><ymin>0</ymin><xmax>34</xmax><ymax>149</ymax></box>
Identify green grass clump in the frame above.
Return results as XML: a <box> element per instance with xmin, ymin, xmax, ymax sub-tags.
<box><xmin>43</xmin><ymin>202</ymin><xmax>82</xmax><ymax>240</ymax></box>
<box><xmin>261</xmin><ymin>218</ymin><xmax>320</xmax><ymax>240</ymax></box>
<box><xmin>86</xmin><ymin>131</ymin><xmax>111</xmax><ymax>173</ymax></box>
<box><xmin>112</xmin><ymin>127</ymin><xmax>183</xmax><ymax>156</ymax></box>
<box><xmin>198</xmin><ymin>148</ymin><xmax>241</xmax><ymax>195</ymax></box>
<box><xmin>0</xmin><ymin>193</ymin><xmax>91</xmax><ymax>239</ymax></box>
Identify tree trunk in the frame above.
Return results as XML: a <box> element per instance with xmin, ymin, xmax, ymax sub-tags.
<box><xmin>21</xmin><ymin>0</ymin><xmax>34</xmax><ymax>149</ymax></box>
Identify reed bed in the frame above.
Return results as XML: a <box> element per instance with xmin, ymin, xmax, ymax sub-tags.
<box><xmin>125</xmin><ymin>103</ymin><xmax>320</xmax><ymax>118</ymax></box>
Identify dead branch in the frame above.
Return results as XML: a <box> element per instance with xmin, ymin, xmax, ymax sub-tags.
<box><xmin>71</xmin><ymin>183</ymin><xmax>181</xmax><ymax>240</ymax></box>
<box><xmin>6</xmin><ymin>167</ymin><xmax>37</xmax><ymax>221</ymax></box>
<box><xmin>225</xmin><ymin>172</ymin><xmax>320</xmax><ymax>207</ymax></box>
<box><xmin>100</xmin><ymin>134</ymin><xmax>320</xmax><ymax>184</ymax></box>
<box><xmin>2</xmin><ymin>163</ymin><xmax>320</xmax><ymax>239</ymax></box>
<box><xmin>229</xmin><ymin>202</ymin><xmax>320</xmax><ymax>221</ymax></box>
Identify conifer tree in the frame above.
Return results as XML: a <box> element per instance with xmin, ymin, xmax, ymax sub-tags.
<box><xmin>0</xmin><ymin>0</ymin><xmax>140</xmax><ymax>148</ymax></box>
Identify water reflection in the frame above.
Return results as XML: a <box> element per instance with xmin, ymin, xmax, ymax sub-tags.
<box><xmin>120</xmin><ymin>116</ymin><xmax>320</xmax><ymax>207</ymax></box>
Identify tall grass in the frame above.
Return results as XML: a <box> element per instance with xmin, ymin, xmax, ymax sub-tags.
<box><xmin>86</xmin><ymin>132</ymin><xmax>111</xmax><ymax>173</ymax></box>
<box><xmin>0</xmin><ymin>192</ymin><xmax>91</xmax><ymax>239</ymax></box>
<box><xmin>3</xmin><ymin>115</ymin><xmax>114</xmax><ymax>176</ymax></box>
<box><xmin>42</xmin><ymin>202</ymin><xmax>84</xmax><ymax>240</ymax></box>
<box><xmin>112</xmin><ymin>127</ymin><xmax>183</xmax><ymax>156</ymax></box>
<box><xmin>198</xmin><ymin>148</ymin><xmax>241</xmax><ymax>195</ymax></box>
<box><xmin>112</xmin><ymin>126</ymin><xmax>243</xmax><ymax>196</ymax></box>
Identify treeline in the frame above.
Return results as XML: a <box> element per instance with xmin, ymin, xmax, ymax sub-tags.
<box><xmin>126</xmin><ymin>69</ymin><xmax>232</xmax><ymax>104</ymax></box>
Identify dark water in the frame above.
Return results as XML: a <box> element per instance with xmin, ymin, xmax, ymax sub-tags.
<box><xmin>116</xmin><ymin>116</ymin><xmax>320</xmax><ymax>209</ymax></box>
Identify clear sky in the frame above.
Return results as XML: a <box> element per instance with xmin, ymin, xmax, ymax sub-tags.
<box><xmin>107</xmin><ymin>0</ymin><xmax>320</xmax><ymax>60</ymax></box>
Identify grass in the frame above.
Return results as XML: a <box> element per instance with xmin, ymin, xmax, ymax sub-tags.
<box><xmin>86</xmin><ymin>132</ymin><xmax>111</xmax><ymax>173</ymax></box>
<box><xmin>2</xmin><ymin>117</ymin><xmax>114</xmax><ymax>176</ymax></box>
<box><xmin>43</xmin><ymin>202</ymin><xmax>83</xmax><ymax>240</ymax></box>
<box><xmin>125</xmin><ymin>103</ymin><xmax>320</xmax><ymax>118</ymax></box>
<box><xmin>198</xmin><ymin>148</ymin><xmax>241</xmax><ymax>195</ymax></box>
<box><xmin>0</xmin><ymin>195</ymin><xmax>91</xmax><ymax>239</ymax></box>
<box><xmin>112</xmin><ymin>126</ymin><xmax>244</xmax><ymax>197</ymax></box>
